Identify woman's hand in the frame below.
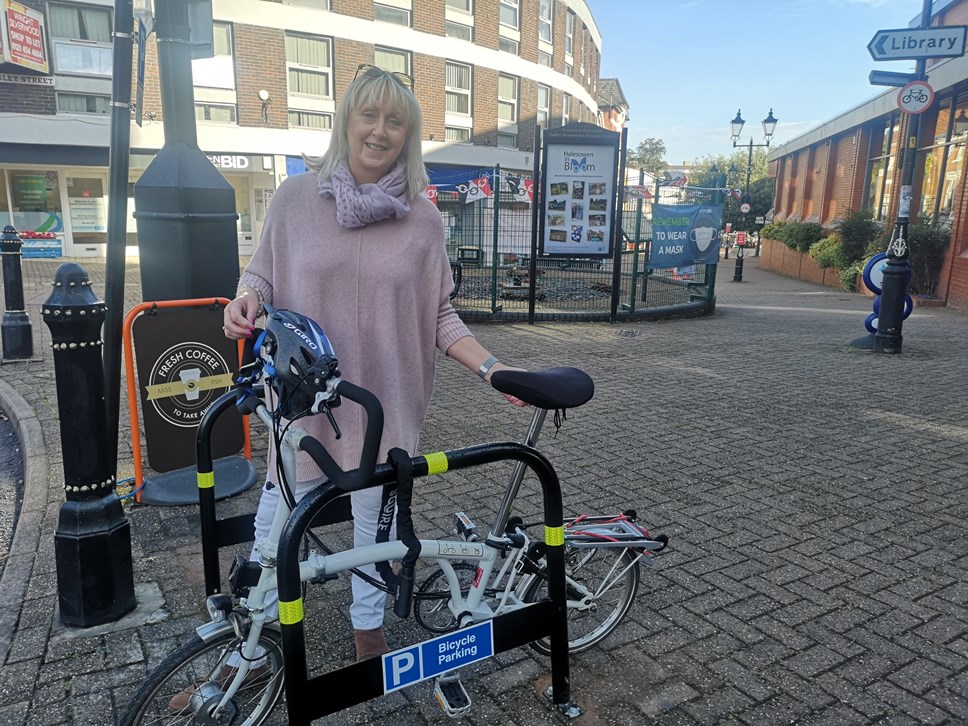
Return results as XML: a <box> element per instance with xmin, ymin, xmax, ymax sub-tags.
<box><xmin>223</xmin><ymin>290</ymin><xmax>259</xmax><ymax>340</ymax></box>
<box><xmin>485</xmin><ymin>362</ymin><xmax>527</xmax><ymax>407</ymax></box>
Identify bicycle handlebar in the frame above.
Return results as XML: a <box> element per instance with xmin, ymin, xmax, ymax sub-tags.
<box><xmin>297</xmin><ymin>379</ymin><xmax>384</xmax><ymax>491</ymax></box>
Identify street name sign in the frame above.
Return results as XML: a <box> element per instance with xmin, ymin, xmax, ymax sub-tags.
<box><xmin>869</xmin><ymin>70</ymin><xmax>917</xmax><ymax>87</ymax></box>
<box><xmin>868</xmin><ymin>26</ymin><xmax>967</xmax><ymax>61</ymax></box>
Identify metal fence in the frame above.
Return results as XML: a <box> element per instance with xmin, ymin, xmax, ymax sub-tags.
<box><xmin>441</xmin><ymin>172</ymin><xmax>716</xmax><ymax>323</ymax></box>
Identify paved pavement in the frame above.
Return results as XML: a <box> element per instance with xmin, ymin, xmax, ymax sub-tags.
<box><xmin>1</xmin><ymin>254</ymin><xmax>967</xmax><ymax>725</ymax></box>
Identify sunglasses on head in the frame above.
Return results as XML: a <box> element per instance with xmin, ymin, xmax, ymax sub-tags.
<box><xmin>355</xmin><ymin>64</ymin><xmax>415</xmax><ymax>91</ymax></box>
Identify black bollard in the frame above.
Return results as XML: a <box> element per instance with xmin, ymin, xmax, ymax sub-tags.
<box><xmin>732</xmin><ymin>248</ymin><xmax>745</xmax><ymax>282</ymax></box>
<box><xmin>43</xmin><ymin>263</ymin><xmax>136</xmax><ymax>627</ymax></box>
<box><xmin>874</xmin><ymin>255</ymin><xmax>908</xmax><ymax>354</ymax></box>
<box><xmin>1</xmin><ymin>225</ymin><xmax>33</xmax><ymax>360</ymax></box>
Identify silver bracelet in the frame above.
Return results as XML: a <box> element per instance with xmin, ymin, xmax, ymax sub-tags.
<box><xmin>477</xmin><ymin>355</ymin><xmax>498</xmax><ymax>380</ymax></box>
<box><xmin>236</xmin><ymin>285</ymin><xmax>265</xmax><ymax>317</ymax></box>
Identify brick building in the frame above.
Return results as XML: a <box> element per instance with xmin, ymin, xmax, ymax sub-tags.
<box><xmin>0</xmin><ymin>0</ymin><xmax>606</xmax><ymax>257</ymax></box>
<box><xmin>767</xmin><ymin>0</ymin><xmax>968</xmax><ymax>311</ymax></box>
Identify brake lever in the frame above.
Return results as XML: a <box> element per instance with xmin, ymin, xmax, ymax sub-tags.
<box><xmin>324</xmin><ymin>407</ymin><xmax>342</xmax><ymax>440</ymax></box>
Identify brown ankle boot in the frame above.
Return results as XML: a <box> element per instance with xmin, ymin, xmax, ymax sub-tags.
<box><xmin>354</xmin><ymin>627</ymin><xmax>389</xmax><ymax>661</ymax></box>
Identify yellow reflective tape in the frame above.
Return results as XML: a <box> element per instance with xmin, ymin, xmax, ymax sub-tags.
<box><xmin>279</xmin><ymin>598</ymin><xmax>304</xmax><ymax>625</ymax></box>
<box><xmin>545</xmin><ymin>525</ymin><xmax>565</xmax><ymax>547</ymax></box>
<box><xmin>197</xmin><ymin>471</ymin><xmax>215</xmax><ymax>489</ymax></box>
<box><xmin>424</xmin><ymin>452</ymin><xmax>449</xmax><ymax>476</ymax></box>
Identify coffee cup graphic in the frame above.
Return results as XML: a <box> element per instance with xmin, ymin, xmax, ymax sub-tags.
<box><xmin>690</xmin><ymin>225</ymin><xmax>719</xmax><ymax>252</ymax></box>
<box><xmin>178</xmin><ymin>367</ymin><xmax>202</xmax><ymax>401</ymax></box>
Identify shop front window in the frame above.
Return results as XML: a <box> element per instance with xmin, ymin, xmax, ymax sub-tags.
<box><xmin>67</xmin><ymin>176</ymin><xmax>108</xmax><ymax>245</ymax></box>
<box><xmin>225</xmin><ymin>175</ymin><xmax>252</xmax><ymax>233</ymax></box>
<box><xmin>0</xmin><ymin>173</ymin><xmax>8</xmax><ymax>224</ymax></box>
<box><xmin>9</xmin><ymin>170</ymin><xmax>64</xmax><ymax>234</ymax></box>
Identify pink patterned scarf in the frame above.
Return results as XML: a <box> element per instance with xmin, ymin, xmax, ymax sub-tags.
<box><xmin>317</xmin><ymin>161</ymin><xmax>411</xmax><ymax>228</ymax></box>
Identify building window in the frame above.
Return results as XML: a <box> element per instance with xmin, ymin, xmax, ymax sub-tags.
<box><xmin>446</xmin><ymin>126</ymin><xmax>470</xmax><ymax>142</ymax></box>
<box><xmin>499</xmin><ymin>0</ymin><xmax>518</xmax><ymax>29</ymax></box>
<box><xmin>446</xmin><ymin>0</ymin><xmax>472</xmax><ymax>11</ymax></box>
<box><xmin>193</xmin><ymin>22</ymin><xmax>235</xmax><ymax>89</ymax></box>
<box><xmin>57</xmin><ymin>93</ymin><xmax>110</xmax><ymax>114</ymax></box>
<box><xmin>286</xmin><ymin>33</ymin><xmax>332</xmax><ymax>98</ymax></box>
<box><xmin>918</xmin><ymin>96</ymin><xmax>968</xmax><ymax>224</ymax></box>
<box><xmin>864</xmin><ymin>117</ymin><xmax>899</xmax><ymax>222</ymax></box>
<box><xmin>289</xmin><ymin>110</ymin><xmax>333</xmax><ymax>129</ymax></box>
<box><xmin>283</xmin><ymin>0</ymin><xmax>331</xmax><ymax>8</ymax></box>
<box><xmin>538</xmin><ymin>50</ymin><xmax>551</xmax><ymax>67</ymax></box>
<box><xmin>498</xmin><ymin>73</ymin><xmax>517</xmax><ymax>123</ymax></box>
<box><xmin>445</xmin><ymin>21</ymin><xmax>473</xmax><ymax>41</ymax></box>
<box><xmin>374</xmin><ymin>3</ymin><xmax>410</xmax><ymax>26</ymax></box>
<box><xmin>499</xmin><ymin>37</ymin><xmax>518</xmax><ymax>55</ymax></box>
<box><xmin>497</xmin><ymin>132</ymin><xmax>517</xmax><ymax>148</ymax></box>
<box><xmin>195</xmin><ymin>103</ymin><xmax>237</xmax><ymax>123</ymax></box>
<box><xmin>562</xmin><ymin>93</ymin><xmax>571</xmax><ymax>126</ymax></box>
<box><xmin>213</xmin><ymin>22</ymin><xmax>232</xmax><ymax>56</ymax></box>
<box><xmin>445</xmin><ymin>61</ymin><xmax>471</xmax><ymax>115</ymax></box>
<box><xmin>539</xmin><ymin>0</ymin><xmax>552</xmax><ymax>43</ymax></box>
<box><xmin>565</xmin><ymin>9</ymin><xmax>575</xmax><ymax>55</ymax></box>
<box><xmin>49</xmin><ymin>2</ymin><xmax>113</xmax><ymax>76</ymax></box>
<box><xmin>537</xmin><ymin>83</ymin><xmax>550</xmax><ymax>127</ymax></box>
<box><xmin>375</xmin><ymin>46</ymin><xmax>411</xmax><ymax>75</ymax></box>
<box><xmin>564</xmin><ymin>61</ymin><xmax>572</xmax><ymax>77</ymax></box>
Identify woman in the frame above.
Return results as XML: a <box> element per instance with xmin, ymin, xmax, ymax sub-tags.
<box><xmin>223</xmin><ymin>65</ymin><xmax>522</xmax><ymax>661</ymax></box>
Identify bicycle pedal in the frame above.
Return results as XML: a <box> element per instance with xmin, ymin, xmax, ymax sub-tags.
<box><xmin>434</xmin><ymin>672</ymin><xmax>472</xmax><ymax>719</ymax></box>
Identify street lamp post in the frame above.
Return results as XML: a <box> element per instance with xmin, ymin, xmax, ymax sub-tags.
<box><xmin>729</xmin><ymin>108</ymin><xmax>777</xmax><ymax>282</ymax></box>
<box><xmin>724</xmin><ymin>162</ymin><xmax>739</xmax><ymax>260</ymax></box>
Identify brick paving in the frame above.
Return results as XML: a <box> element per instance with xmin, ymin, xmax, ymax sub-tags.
<box><xmin>1</xmin><ymin>254</ymin><xmax>967</xmax><ymax>724</ymax></box>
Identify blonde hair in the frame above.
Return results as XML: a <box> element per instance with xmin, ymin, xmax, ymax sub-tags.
<box><xmin>304</xmin><ymin>71</ymin><xmax>429</xmax><ymax>200</ymax></box>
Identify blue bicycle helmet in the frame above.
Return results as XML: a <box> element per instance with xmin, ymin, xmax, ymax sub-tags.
<box><xmin>256</xmin><ymin>306</ymin><xmax>338</xmax><ymax>418</ymax></box>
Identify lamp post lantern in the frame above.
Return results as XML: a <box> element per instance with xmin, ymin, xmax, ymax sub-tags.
<box><xmin>729</xmin><ymin>109</ymin><xmax>777</xmax><ymax>282</ymax></box>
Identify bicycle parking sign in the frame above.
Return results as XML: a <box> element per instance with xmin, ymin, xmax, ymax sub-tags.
<box><xmin>383</xmin><ymin>621</ymin><xmax>494</xmax><ymax>693</ymax></box>
<box><xmin>897</xmin><ymin>80</ymin><xmax>934</xmax><ymax>114</ymax></box>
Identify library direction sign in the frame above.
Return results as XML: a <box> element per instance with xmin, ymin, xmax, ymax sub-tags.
<box><xmin>868</xmin><ymin>26</ymin><xmax>967</xmax><ymax>61</ymax></box>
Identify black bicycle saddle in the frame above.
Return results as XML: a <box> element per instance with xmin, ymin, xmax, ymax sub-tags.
<box><xmin>489</xmin><ymin>367</ymin><xmax>594</xmax><ymax>410</ymax></box>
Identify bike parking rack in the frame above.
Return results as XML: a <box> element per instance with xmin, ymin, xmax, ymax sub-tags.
<box><xmin>275</xmin><ymin>442</ymin><xmax>579</xmax><ymax>723</ymax></box>
<box><xmin>194</xmin><ymin>395</ymin><xmax>579</xmax><ymax>721</ymax></box>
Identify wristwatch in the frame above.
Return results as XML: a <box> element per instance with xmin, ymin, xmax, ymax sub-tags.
<box><xmin>477</xmin><ymin>355</ymin><xmax>498</xmax><ymax>380</ymax></box>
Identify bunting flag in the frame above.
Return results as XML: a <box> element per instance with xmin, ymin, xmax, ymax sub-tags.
<box><xmin>625</xmin><ymin>185</ymin><xmax>653</xmax><ymax>199</ymax></box>
<box><xmin>663</xmin><ymin>171</ymin><xmax>688</xmax><ymax>187</ymax></box>
<box><xmin>505</xmin><ymin>175</ymin><xmax>534</xmax><ymax>203</ymax></box>
<box><xmin>425</xmin><ymin>185</ymin><xmax>438</xmax><ymax>206</ymax></box>
<box><xmin>464</xmin><ymin>176</ymin><xmax>488</xmax><ymax>203</ymax></box>
<box><xmin>457</xmin><ymin>175</ymin><xmax>492</xmax><ymax>204</ymax></box>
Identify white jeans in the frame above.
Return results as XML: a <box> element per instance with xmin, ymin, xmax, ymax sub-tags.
<box><xmin>252</xmin><ymin>477</ymin><xmax>391</xmax><ymax>630</ymax></box>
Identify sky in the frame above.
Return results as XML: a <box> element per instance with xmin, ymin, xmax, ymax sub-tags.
<box><xmin>593</xmin><ymin>0</ymin><xmax>927</xmax><ymax>165</ymax></box>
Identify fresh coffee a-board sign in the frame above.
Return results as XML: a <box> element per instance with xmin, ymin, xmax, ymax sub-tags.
<box><xmin>132</xmin><ymin>305</ymin><xmax>243</xmax><ymax>472</ymax></box>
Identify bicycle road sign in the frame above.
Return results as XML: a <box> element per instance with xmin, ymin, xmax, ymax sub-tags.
<box><xmin>383</xmin><ymin>621</ymin><xmax>494</xmax><ymax>693</ymax></box>
<box><xmin>897</xmin><ymin>80</ymin><xmax>934</xmax><ymax>115</ymax></box>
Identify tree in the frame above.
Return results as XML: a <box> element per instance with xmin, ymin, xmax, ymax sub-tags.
<box><xmin>628</xmin><ymin>138</ymin><xmax>667</xmax><ymax>175</ymax></box>
<box><xmin>693</xmin><ymin>149</ymin><xmax>774</xmax><ymax>232</ymax></box>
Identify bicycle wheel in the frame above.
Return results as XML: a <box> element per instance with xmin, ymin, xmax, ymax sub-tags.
<box><xmin>414</xmin><ymin>562</ymin><xmax>478</xmax><ymax>633</ymax></box>
<box><xmin>524</xmin><ymin>544</ymin><xmax>639</xmax><ymax>655</ymax></box>
<box><xmin>119</xmin><ymin>626</ymin><xmax>285</xmax><ymax>726</ymax></box>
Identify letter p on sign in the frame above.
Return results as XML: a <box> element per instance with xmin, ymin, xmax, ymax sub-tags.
<box><xmin>385</xmin><ymin>649</ymin><xmax>420</xmax><ymax>691</ymax></box>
